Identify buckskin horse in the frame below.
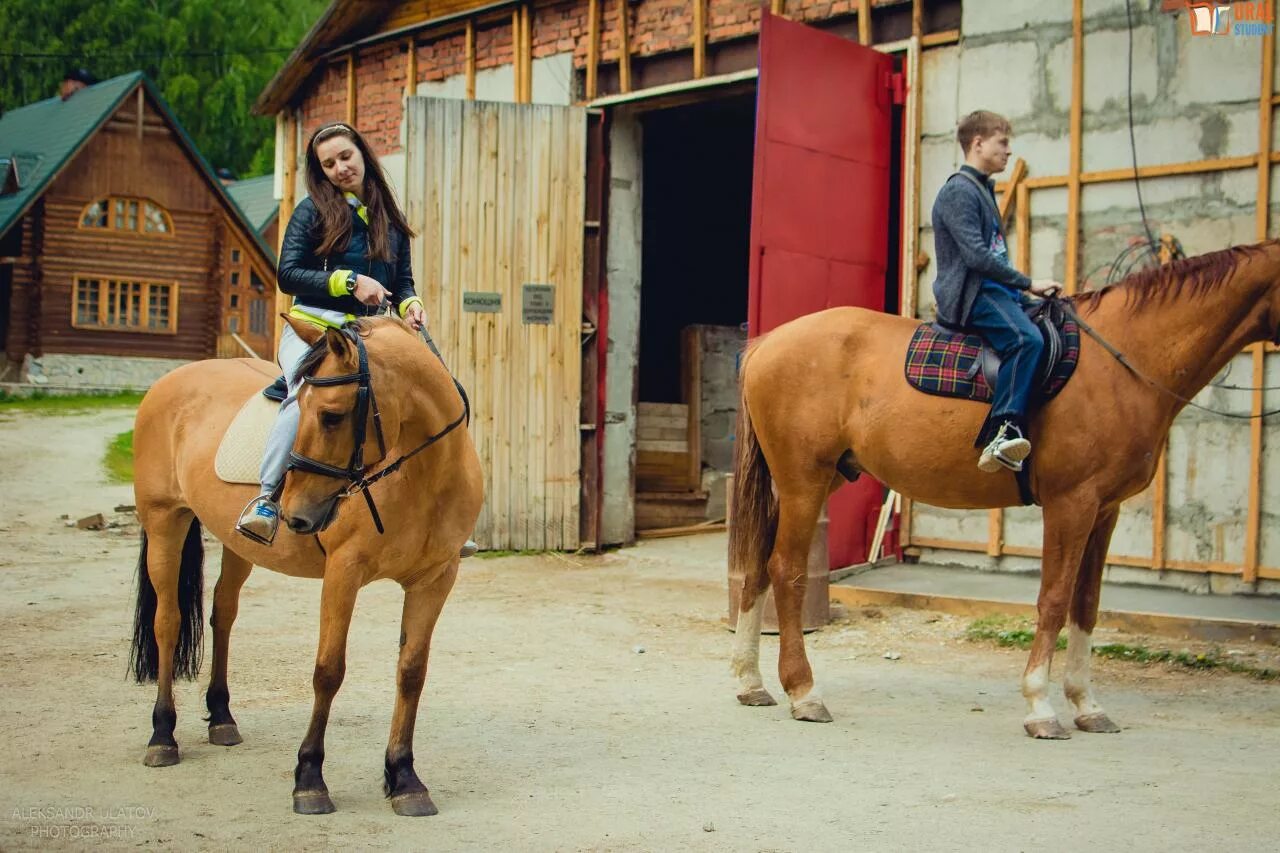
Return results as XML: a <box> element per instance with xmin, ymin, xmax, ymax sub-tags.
<box><xmin>729</xmin><ymin>240</ymin><xmax>1280</xmax><ymax>738</ymax></box>
<box><xmin>129</xmin><ymin>315</ymin><xmax>482</xmax><ymax>814</ymax></box>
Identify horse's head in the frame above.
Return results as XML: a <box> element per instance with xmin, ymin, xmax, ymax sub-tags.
<box><xmin>280</xmin><ymin>316</ymin><xmax>409</xmax><ymax>535</ymax></box>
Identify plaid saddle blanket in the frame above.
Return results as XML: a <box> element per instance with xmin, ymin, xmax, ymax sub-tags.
<box><xmin>904</xmin><ymin>313</ymin><xmax>1080</xmax><ymax>404</ymax></box>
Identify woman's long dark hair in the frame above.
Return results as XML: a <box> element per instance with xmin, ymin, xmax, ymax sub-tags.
<box><xmin>304</xmin><ymin>123</ymin><xmax>415</xmax><ymax>262</ymax></box>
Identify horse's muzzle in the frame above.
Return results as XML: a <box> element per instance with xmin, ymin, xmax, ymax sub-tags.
<box><xmin>284</xmin><ymin>497</ymin><xmax>341</xmax><ymax>535</ymax></box>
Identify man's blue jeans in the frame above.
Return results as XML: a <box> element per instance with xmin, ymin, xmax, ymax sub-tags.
<box><xmin>967</xmin><ymin>282</ymin><xmax>1044</xmax><ymax>424</ymax></box>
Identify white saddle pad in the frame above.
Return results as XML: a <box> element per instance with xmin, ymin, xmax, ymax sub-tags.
<box><xmin>214</xmin><ymin>393</ymin><xmax>280</xmax><ymax>485</ymax></box>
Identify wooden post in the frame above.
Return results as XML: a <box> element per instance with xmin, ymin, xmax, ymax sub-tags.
<box><xmin>858</xmin><ymin>0</ymin><xmax>871</xmax><ymax>46</ymax></box>
<box><xmin>513</xmin><ymin>9</ymin><xmax>523</xmax><ymax>102</ymax></box>
<box><xmin>135</xmin><ymin>87</ymin><xmax>144</xmax><ymax>141</ymax></box>
<box><xmin>693</xmin><ymin>0</ymin><xmax>706</xmax><ymax>79</ymax></box>
<box><xmin>1065</xmin><ymin>0</ymin><xmax>1082</xmax><ymax>294</ymax></box>
<box><xmin>901</xmin><ymin>0</ymin><xmax>925</xmax><ymax>551</ymax></box>
<box><xmin>275</xmin><ymin>110</ymin><xmax>298</xmax><ymax>348</ymax></box>
<box><xmin>466</xmin><ymin>19</ymin><xmax>477</xmax><ymax>99</ymax></box>
<box><xmin>998</xmin><ymin>158</ymin><xmax>1027</xmax><ymax>227</ymax></box>
<box><xmin>405</xmin><ymin>38</ymin><xmax>417</xmax><ymax>100</ymax></box>
<box><xmin>522</xmin><ymin>3</ymin><xmax>533</xmax><ymax>103</ymax></box>
<box><xmin>1152</xmin><ymin>444</ymin><xmax>1167</xmax><ymax>571</ymax></box>
<box><xmin>1245</xmin><ymin>27</ymin><xmax>1274</xmax><ymax>584</ymax></box>
<box><xmin>586</xmin><ymin>0</ymin><xmax>600</xmax><ymax>98</ymax></box>
<box><xmin>618</xmin><ymin>0</ymin><xmax>632</xmax><ymax>93</ymax></box>
<box><xmin>771</xmin><ymin>0</ymin><xmax>784</xmax><ymax>16</ymax></box>
<box><xmin>346</xmin><ymin>52</ymin><xmax>357</xmax><ymax>126</ymax></box>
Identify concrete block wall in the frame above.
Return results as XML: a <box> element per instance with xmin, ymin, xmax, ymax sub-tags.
<box><xmin>911</xmin><ymin>1</ymin><xmax>1280</xmax><ymax>593</ymax></box>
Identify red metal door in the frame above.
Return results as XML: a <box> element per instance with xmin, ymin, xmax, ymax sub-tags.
<box><xmin>747</xmin><ymin>12</ymin><xmax>896</xmax><ymax>568</ymax></box>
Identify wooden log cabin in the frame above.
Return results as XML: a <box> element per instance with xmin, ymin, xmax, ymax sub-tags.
<box><xmin>0</xmin><ymin>72</ymin><xmax>278</xmax><ymax>389</ymax></box>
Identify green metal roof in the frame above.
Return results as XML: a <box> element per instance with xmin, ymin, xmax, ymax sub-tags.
<box><xmin>225</xmin><ymin>174</ymin><xmax>280</xmax><ymax>235</ymax></box>
<box><xmin>0</xmin><ymin>71</ymin><xmax>275</xmax><ymax>267</ymax></box>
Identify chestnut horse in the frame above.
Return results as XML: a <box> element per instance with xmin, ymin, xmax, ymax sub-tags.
<box><xmin>730</xmin><ymin>240</ymin><xmax>1280</xmax><ymax>737</ymax></box>
<box><xmin>130</xmin><ymin>316</ymin><xmax>482</xmax><ymax>814</ymax></box>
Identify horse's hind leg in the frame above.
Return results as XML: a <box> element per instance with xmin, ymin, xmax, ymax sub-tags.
<box><xmin>731</xmin><ymin>541</ymin><xmax>777</xmax><ymax>707</ymax></box>
<box><xmin>771</xmin><ymin>477</ymin><xmax>834</xmax><ymax>723</ymax></box>
<box><xmin>133</xmin><ymin>510</ymin><xmax>205</xmax><ymax>767</ymax></box>
<box><xmin>384</xmin><ymin>562</ymin><xmax>458</xmax><ymax>817</ymax></box>
<box><xmin>207</xmin><ymin>548</ymin><xmax>253</xmax><ymax>747</ymax></box>
<box><xmin>1064</xmin><ymin>507</ymin><xmax>1123</xmax><ymax>734</ymax></box>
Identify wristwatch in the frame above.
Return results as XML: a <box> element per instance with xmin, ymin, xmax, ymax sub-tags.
<box><xmin>345</xmin><ymin>270</ymin><xmax>358</xmax><ymax>294</ymax></box>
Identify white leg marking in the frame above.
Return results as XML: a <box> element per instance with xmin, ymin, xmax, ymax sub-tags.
<box><xmin>1021</xmin><ymin>662</ymin><xmax>1057</xmax><ymax>723</ymax></box>
<box><xmin>1064</xmin><ymin>623</ymin><xmax>1104</xmax><ymax>717</ymax></box>
<box><xmin>731</xmin><ymin>597</ymin><xmax>765</xmax><ymax>694</ymax></box>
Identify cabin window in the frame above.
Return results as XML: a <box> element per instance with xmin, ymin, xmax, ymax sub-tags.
<box><xmin>230</xmin><ymin>248</ymin><xmax>241</xmax><ymax>264</ymax></box>
<box><xmin>78</xmin><ymin>196</ymin><xmax>173</xmax><ymax>235</ymax></box>
<box><xmin>72</xmin><ymin>277</ymin><xmax>178</xmax><ymax>333</ymax></box>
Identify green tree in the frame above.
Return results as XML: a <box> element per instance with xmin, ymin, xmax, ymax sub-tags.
<box><xmin>0</xmin><ymin>0</ymin><xmax>326</xmax><ymax>177</ymax></box>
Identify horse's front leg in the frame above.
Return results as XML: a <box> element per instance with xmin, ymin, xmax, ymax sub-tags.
<box><xmin>1022</xmin><ymin>497</ymin><xmax>1098</xmax><ymax>739</ymax></box>
<box><xmin>292</xmin><ymin>563</ymin><xmax>362</xmax><ymax>815</ymax></box>
<box><xmin>1064</xmin><ymin>507</ymin><xmax>1123</xmax><ymax>734</ymax></box>
<box><xmin>384</xmin><ymin>561</ymin><xmax>459</xmax><ymax>817</ymax></box>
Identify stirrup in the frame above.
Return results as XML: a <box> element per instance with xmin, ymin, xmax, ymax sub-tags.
<box><xmin>978</xmin><ymin>422</ymin><xmax>1032</xmax><ymax>474</ymax></box>
<box><xmin>235</xmin><ymin>495</ymin><xmax>281</xmax><ymax>546</ymax></box>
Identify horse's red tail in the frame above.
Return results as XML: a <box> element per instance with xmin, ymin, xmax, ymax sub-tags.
<box><xmin>729</xmin><ymin>349</ymin><xmax>777</xmax><ymax>603</ymax></box>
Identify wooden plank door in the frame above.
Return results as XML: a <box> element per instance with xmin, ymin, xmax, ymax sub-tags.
<box><xmin>747</xmin><ymin>12</ymin><xmax>897</xmax><ymax>567</ymax></box>
<box><xmin>404</xmin><ymin>97</ymin><xmax>587</xmax><ymax>550</ymax></box>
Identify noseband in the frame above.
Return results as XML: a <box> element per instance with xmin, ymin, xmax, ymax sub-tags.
<box><xmin>285</xmin><ymin>327</ymin><xmax>469</xmax><ymax>534</ymax></box>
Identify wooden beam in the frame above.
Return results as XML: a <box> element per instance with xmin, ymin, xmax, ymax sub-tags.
<box><xmin>771</xmin><ymin>0</ymin><xmax>784</xmax><ymax>16</ymax></box>
<box><xmin>1066</xmin><ymin>0</ymin><xmax>1082</xmax><ymax>294</ymax></box>
<box><xmin>523</xmin><ymin>2</ymin><xmax>533</xmax><ymax>103</ymax></box>
<box><xmin>135</xmin><ymin>87</ymin><xmax>144</xmax><ymax>141</ymax></box>
<box><xmin>1152</xmin><ymin>446</ymin><xmax>1167</xmax><ymax>571</ymax></box>
<box><xmin>693</xmin><ymin>0</ymin><xmax>706</xmax><ymax>79</ymax></box>
<box><xmin>465</xmin><ymin>19</ymin><xmax>476</xmax><ymax>99</ymax></box>
<box><xmin>618</xmin><ymin>0</ymin><xmax>631</xmax><ymax>94</ymax></box>
<box><xmin>998</xmin><ymin>157</ymin><xmax>1026</xmax><ymax>227</ymax></box>
<box><xmin>901</xmin><ymin>5</ymin><xmax>924</xmax><ymax>550</ymax></box>
<box><xmin>1015</xmin><ymin>182</ymin><xmax>1030</xmax><ymax>275</ymax></box>
<box><xmin>912</xmin><ymin>0</ymin><xmax>923</xmax><ymax>39</ymax></box>
<box><xmin>405</xmin><ymin>38</ymin><xmax>417</xmax><ymax>99</ymax></box>
<box><xmin>586</xmin><ymin>0</ymin><xmax>600</xmax><ymax>98</ymax></box>
<box><xmin>921</xmin><ymin>29</ymin><xmax>960</xmax><ymax>48</ymax></box>
<box><xmin>275</xmin><ymin>110</ymin><xmax>298</xmax><ymax>349</ymax></box>
<box><xmin>513</xmin><ymin>8</ymin><xmax>523</xmax><ymax>102</ymax></box>
<box><xmin>1246</xmin><ymin>28</ymin><xmax>1273</xmax><ymax>585</ymax></box>
<box><xmin>858</xmin><ymin>0</ymin><xmax>871</xmax><ymax>46</ymax></box>
<box><xmin>346</xmin><ymin>52</ymin><xmax>357</xmax><ymax>126</ymax></box>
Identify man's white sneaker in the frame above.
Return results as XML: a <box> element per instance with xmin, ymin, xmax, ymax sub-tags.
<box><xmin>978</xmin><ymin>422</ymin><xmax>1032</xmax><ymax>473</ymax></box>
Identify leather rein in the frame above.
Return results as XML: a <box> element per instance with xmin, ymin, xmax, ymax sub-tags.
<box><xmin>1058</xmin><ymin>298</ymin><xmax>1280</xmax><ymax>420</ymax></box>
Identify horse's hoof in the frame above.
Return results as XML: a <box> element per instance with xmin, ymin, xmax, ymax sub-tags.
<box><xmin>1024</xmin><ymin>718</ymin><xmax>1072</xmax><ymax>739</ymax></box>
<box><xmin>736</xmin><ymin>687</ymin><xmax>778</xmax><ymax>707</ymax></box>
<box><xmin>1075</xmin><ymin>712</ymin><xmax>1121</xmax><ymax>734</ymax></box>
<box><xmin>208</xmin><ymin>724</ymin><xmax>243</xmax><ymax>746</ymax></box>
<box><xmin>292</xmin><ymin>790</ymin><xmax>336</xmax><ymax>815</ymax></box>
<box><xmin>390</xmin><ymin>791</ymin><xmax>438</xmax><ymax>817</ymax></box>
<box><xmin>143</xmin><ymin>745</ymin><xmax>179</xmax><ymax>767</ymax></box>
<box><xmin>791</xmin><ymin>697</ymin><xmax>834</xmax><ymax>723</ymax></box>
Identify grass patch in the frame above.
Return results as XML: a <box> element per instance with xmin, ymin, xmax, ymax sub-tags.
<box><xmin>104</xmin><ymin>430</ymin><xmax>134</xmax><ymax>483</ymax></box>
<box><xmin>966</xmin><ymin>615</ymin><xmax>1279</xmax><ymax>681</ymax></box>
<box><xmin>965</xmin><ymin>615</ymin><xmax>1065</xmax><ymax>651</ymax></box>
<box><xmin>0</xmin><ymin>390</ymin><xmax>144</xmax><ymax>413</ymax></box>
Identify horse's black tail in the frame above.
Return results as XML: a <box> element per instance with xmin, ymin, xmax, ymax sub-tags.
<box><xmin>728</xmin><ymin>343</ymin><xmax>778</xmax><ymax>609</ymax></box>
<box><xmin>130</xmin><ymin>520</ymin><xmax>205</xmax><ymax>683</ymax></box>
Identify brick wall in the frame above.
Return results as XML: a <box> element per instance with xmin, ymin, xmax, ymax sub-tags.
<box><xmin>294</xmin><ymin>0</ymin><xmax>901</xmax><ymax>155</ymax></box>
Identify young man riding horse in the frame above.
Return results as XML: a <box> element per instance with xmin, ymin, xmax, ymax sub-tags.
<box><xmin>931</xmin><ymin>110</ymin><xmax>1063</xmax><ymax>472</ymax></box>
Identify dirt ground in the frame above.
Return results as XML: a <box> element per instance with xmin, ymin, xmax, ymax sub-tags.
<box><xmin>1</xmin><ymin>408</ymin><xmax>1279</xmax><ymax>852</ymax></box>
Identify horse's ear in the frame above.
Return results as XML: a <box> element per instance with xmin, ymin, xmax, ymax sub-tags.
<box><xmin>323</xmin><ymin>327</ymin><xmax>352</xmax><ymax>361</ymax></box>
<box><xmin>284</xmin><ymin>314</ymin><xmax>325</xmax><ymax>346</ymax></box>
